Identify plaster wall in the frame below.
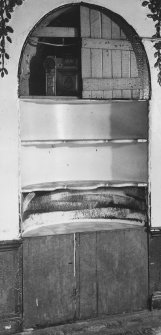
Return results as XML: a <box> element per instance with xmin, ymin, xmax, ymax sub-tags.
<box><xmin>0</xmin><ymin>0</ymin><xmax>160</xmax><ymax>240</ymax></box>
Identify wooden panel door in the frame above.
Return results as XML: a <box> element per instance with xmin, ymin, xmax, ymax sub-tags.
<box><xmin>23</xmin><ymin>228</ymin><xmax>148</xmax><ymax>327</ymax></box>
<box><xmin>23</xmin><ymin>235</ymin><xmax>75</xmax><ymax>328</ymax></box>
<box><xmin>80</xmin><ymin>5</ymin><xmax>149</xmax><ymax>100</ymax></box>
<box><xmin>97</xmin><ymin>229</ymin><xmax>148</xmax><ymax>314</ymax></box>
<box><xmin>75</xmin><ymin>228</ymin><xmax>148</xmax><ymax>319</ymax></box>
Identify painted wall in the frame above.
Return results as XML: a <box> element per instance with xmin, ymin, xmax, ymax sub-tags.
<box><xmin>0</xmin><ymin>0</ymin><xmax>160</xmax><ymax>240</ymax></box>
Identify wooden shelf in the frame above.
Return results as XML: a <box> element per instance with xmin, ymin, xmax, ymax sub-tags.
<box><xmin>22</xmin><ymin>219</ymin><xmax>145</xmax><ymax>237</ymax></box>
<box><xmin>22</xmin><ymin>181</ymin><xmax>147</xmax><ymax>193</ymax></box>
<box><xmin>19</xmin><ymin>97</ymin><xmax>148</xmax><ymax>103</ymax></box>
<box><xmin>21</xmin><ymin>139</ymin><xmax>147</xmax><ymax>147</ymax></box>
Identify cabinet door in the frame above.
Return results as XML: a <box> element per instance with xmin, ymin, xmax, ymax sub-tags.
<box><xmin>76</xmin><ymin>228</ymin><xmax>148</xmax><ymax>319</ymax></box>
<box><xmin>23</xmin><ymin>235</ymin><xmax>75</xmax><ymax>328</ymax></box>
<box><xmin>97</xmin><ymin>229</ymin><xmax>148</xmax><ymax>314</ymax></box>
<box><xmin>23</xmin><ymin>228</ymin><xmax>148</xmax><ymax>328</ymax></box>
<box><xmin>80</xmin><ymin>5</ymin><xmax>149</xmax><ymax>100</ymax></box>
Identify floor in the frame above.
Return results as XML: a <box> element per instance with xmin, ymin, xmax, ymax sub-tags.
<box><xmin>16</xmin><ymin>310</ymin><xmax>161</xmax><ymax>335</ymax></box>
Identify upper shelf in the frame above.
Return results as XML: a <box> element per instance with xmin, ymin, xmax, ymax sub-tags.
<box><xmin>19</xmin><ymin>100</ymin><xmax>148</xmax><ymax>141</ymax></box>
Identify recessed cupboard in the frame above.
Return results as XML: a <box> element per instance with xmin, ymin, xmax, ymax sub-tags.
<box><xmin>19</xmin><ymin>3</ymin><xmax>150</xmax><ymax>328</ymax></box>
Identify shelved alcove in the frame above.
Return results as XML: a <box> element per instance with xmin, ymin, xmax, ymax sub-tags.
<box><xmin>19</xmin><ymin>2</ymin><xmax>150</xmax><ymax>329</ymax></box>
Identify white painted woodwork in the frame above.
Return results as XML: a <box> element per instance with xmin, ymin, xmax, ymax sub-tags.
<box><xmin>112</xmin><ymin>50</ymin><xmax>122</xmax><ymax>78</ymax></box>
<box><xmin>32</xmin><ymin>27</ymin><xmax>78</xmax><ymax>37</ymax></box>
<box><xmin>90</xmin><ymin>9</ymin><xmax>101</xmax><ymax>38</ymax></box>
<box><xmin>83</xmin><ymin>78</ymin><xmax>142</xmax><ymax>91</ymax></box>
<box><xmin>80</xmin><ymin>6</ymin><xmax>144</xmax><ymax>100</ymax></box>
<box><xmin>22</xmin><ymin>219</ymin><xmax>144</xmax><ymax>238</ymax></box>
<box><xmin>103</xmin><ymin>91</ymin><xmax>113</xmax><ymax>99</ymax></box>
<box><xmin>91</xmin><ymin>49</ymin><xmax>102</xmax><ymax>78</ymax></box>
<box><xmin>82</xmin><ymin>38</ymin><xmax>133</xmax><ymax>51</ymax></box>
<box><xmin>22</xmin><ymin>181</ymin><xmax>147</xmax><ymax>192</ymax></box>
<box><xmin>112</xmin><ymin>21</ymin><xmax>121</xmax><ymax>39</ymax></box>
<box><xmin>103</xmin><ymin>50</ymin><xmax>112</xmax><ymax>78</ymax></box>
<box><xmin>20</xmin><ymin>100</ymin><xmax>148</xmax><ymax>141</ymax></box>
<box><xmin>122</xmin><ymin>90</ymin><xmax>131</xmax><ymax>99</ymax></box>
<box><xmin>112</xmin><ymin>90</ymin><xmax>122</xmax><ymax>99</ymax></box>
<box><xmin>122</xmin><ymin>51</ymin><xmax>131</xmax><ymax>77</ymax></box>
<box><xmin>81</xmin><ymin>48</ymin><xmax>91</xmax><ymax>78</ymax></box>
<box><xmin>101</xmin><ymin>14</ymin><xmax>112</xmax><ymax>39</ymax></box>
<box><xmin>21</xmin><ymin>143</ymin><xmax>148</xmax><ymax>188</ymax></box>
<box><xmin>82</xmin><ymin>91</ymin><xmax>92</xmax><ymax>99</ymax></box>
<box><xmin>132</xmin><ymin>90</ymin><xmax>140</xmax><ymax>100</ymax></box>
<box><xmin>91</xmin><ymin>91</ymin><xmax>104</xmax><ymax>99</ymax></box>
<box><xmin>80</xmin><ymin>6</ymin><xmax>90</xmax><ymax>37</ymax></box>
<box><xmin>131</xmin><ymin>51</ymin><xmax>139</xmax><ymax>77</ymax></box>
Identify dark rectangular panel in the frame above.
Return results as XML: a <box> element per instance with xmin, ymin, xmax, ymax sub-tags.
<box><xmin>149</xmin><ymin>235</ymin><xmax>161</xmax><ymax>295</ymax></box>
<box><xmin>0</xmin><ymin>243</ymin><xmax>22</xmax><ymax>317</ymax></box>
<box><xmin>97</xmin><ymin>228</ymin><xmax>148</xmax><ymax>314</ymax></box>
<box><xmin>76</xmin><ymin>232</ymin><xmax>97</xmax><ymax>319</ymax></box>
<box><xmin>20</xmin><ymin>100</ymin><xmax>148</xmax><ymax>141</ymax></box>
<box><xmin>23</xmin><ymin>235</ymin><xmax>75</xmax><ymax>328</ymax></box>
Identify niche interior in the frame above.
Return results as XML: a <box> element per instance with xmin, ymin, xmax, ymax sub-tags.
<box><xmin>19</xmin><ymin>3</ymin><xmax>151</xmax><ymax>329</ymax></box>
<box><xmin>19</xmin><ymin>4</ymin><xmax>150</xmax><ymax>100</ymax></box>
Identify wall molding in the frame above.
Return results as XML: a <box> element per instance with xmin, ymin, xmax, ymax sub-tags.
<box><xmin>0</xmin><ymin>239</ymin><xmax>22</xmax><ymax>252</ymax></box>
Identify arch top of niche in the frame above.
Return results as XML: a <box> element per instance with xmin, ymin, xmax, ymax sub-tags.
<box><xmin>18</xmin><ymin>2</ymin><xmax>150</xmax><ymax>99</ymax></box>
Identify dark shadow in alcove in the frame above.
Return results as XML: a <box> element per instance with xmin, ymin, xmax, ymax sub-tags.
<box><xmin>29</xmin><ymin>45</ymin><xmax>46</xmax><ymax>96</ymax></box>
<box><xmin>29</xmin><ymin>4</ymin><xmax>81</xmax><ymax>97</ymax></box>
<box><xmin>29</xmin><ymin>39</ymin><xmax>81</xmax><ymax>96</ymax></box>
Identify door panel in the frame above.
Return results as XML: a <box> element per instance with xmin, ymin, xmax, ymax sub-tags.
<box><xmin>76</xmin><ymin>232</ymin><xmax>97</xmax><ymax>319</ymax></box>
<box><xmin>23</xmin><ymin>228</ymin><xmax>148</xmax><ymax>328</ymax></box>
<box><xmin>80</xmin><ymin>5</ymin><xmax>149</xmax><ymax>100</ymax></box>
<box><xmin>23</xmin><ymin>235</ymin><xmax>75</xmax><ymax>328</ymax></box>
<box><xmin>97</xmin><ymin>229</ymin><xmax>148</xmax><ymax>314</ymax></box>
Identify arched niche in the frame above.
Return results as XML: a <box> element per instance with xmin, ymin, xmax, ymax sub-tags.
<box><xmin>20</xmin><ymin>4</ymin><xmax>151</xmax><ymax>327</ymax></box>
<box><xmin>18</xmin><ymin>3</ymin><xmax>150</xmax><ymax>100</ymax></box>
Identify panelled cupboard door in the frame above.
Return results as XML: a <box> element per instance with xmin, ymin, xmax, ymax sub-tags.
<box><xmin>97</xmin><ymin>229</ymin><xmax>148</xmax><ymax>314</ymax></box>
<box><xmin>23</xmin><ymin>235</ymin><xmax>75</xmax><ymax>328</ymax></box>
<box><xmin>75</xmin><ymin>228</ymin><xmax>148</xmax><ymax>320</ymax></box>
<box><xmin>80</xmin><ymin>6</ymin><xmax>149</xmax><ymax>100</ymax></box>
<box><xmin>23</xmin><ymin>228</ymin><xmax>148</xmax><ymax>327</ymax></box>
